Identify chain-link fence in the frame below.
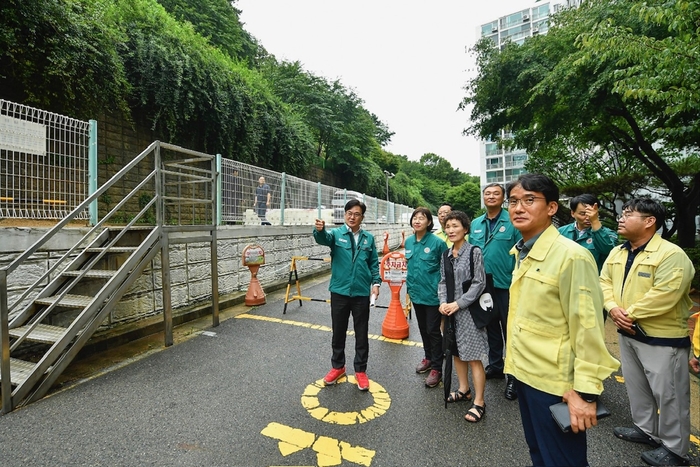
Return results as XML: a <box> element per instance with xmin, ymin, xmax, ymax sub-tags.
<box><xmin>220</xmin><ymin>158</ymin><xmax>413</xmax><ymax>226</ymax></box>
<box><xmin>0</xmin><ymin>99</ymin><xmax>92</xmax><ymax>219</ymax></box>
<box><xmin>0</xmin><ymin>99</ymin><xmax>413</xmax><ymax>224</ymax></box>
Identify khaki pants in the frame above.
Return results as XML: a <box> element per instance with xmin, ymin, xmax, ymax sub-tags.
<box><xmin>619</xmin><ymin>335</ymin><xmax>690</xmax><ymax>457</ymax></box>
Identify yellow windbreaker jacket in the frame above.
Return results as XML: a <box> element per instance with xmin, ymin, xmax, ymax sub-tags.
<box><xmin>600</xmin><ymin>234</ymin><xmax>695</xmax><ymax>339</ymax></box>
<box><xmin>505</xmin><ymin>225</ymin><xmax>619</xmax><ymax>397</ymax></box>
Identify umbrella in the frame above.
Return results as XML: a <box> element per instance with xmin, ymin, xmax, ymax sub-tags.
<box><xmin>443</xmin><ymin>314</ymin><xmax>457</xmax><ymax>408</ymax></box>
<box><xmin>442</xmin><ymin>250</ymin><xmax>459</xmax><ymax>408</ymax></box>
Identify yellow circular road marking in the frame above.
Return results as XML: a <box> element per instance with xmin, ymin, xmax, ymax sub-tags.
<box><xmin>301</xmin><ymin>376</ymin><xmax>391</xmax><ymax>425</ymax></box>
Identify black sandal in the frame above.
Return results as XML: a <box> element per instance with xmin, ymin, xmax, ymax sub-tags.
<box><xmin>447</xmin><ymin>388</ymin><xmax>472</xmax><ymax>403</ymax></box>
<box><xmin>465</xmin><ymin>404</ymin><xmax>485</xmax><ymax>423</ymax></box>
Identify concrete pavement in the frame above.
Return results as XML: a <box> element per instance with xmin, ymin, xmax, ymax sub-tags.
<box><xmin>0</xmin><ymin>275</ymin><xmax>698</xmax><ymax>466</ymax></box>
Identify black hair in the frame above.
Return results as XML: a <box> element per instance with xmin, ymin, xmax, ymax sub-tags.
<box><xmin>438</xmin><ymin>203</ymin><xmax>453</xmax><ymax>211</ymax></box>
<box><xmin>443</xmin><ymin>210</ymin><xmax>471</xmax><ymax>233</ymax></box>
<box><xmin>622</xmin><ymin>198</ymin><xmax>665</xmax><ymax>230</ymax></box>
<box><xmin>410</xmin><ymin>207</ymin><xmax>434</xmax><ymax>231</ymax></box>
<box><xmin>483</xmin><ymin>183</ymin><xmax>505</xmax><ymax>196</ymax></box>
<box><xmin>569</xmin><ymin>194</ymin><xmax>598</xmax><ymax>211</ymax></box>
<box><xmin>345</xmin><ymin>199</ymin><xmax>366</xmax><ymax>214</ymax></box>
<box><xmin>506</xmin><ymin>174</ymin><xmax>559</xmax><ymax>204</ymax></box>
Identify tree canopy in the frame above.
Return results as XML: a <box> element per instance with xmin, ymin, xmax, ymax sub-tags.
<box><xmin>462</xmin><ymin>0</ymin><xmax>699</xmax><ymax>246</ymax></box>
<box><xmin>0</xmin><ymin>0</ymin><xmax>476</xmax><ymax>209</ymax></box>
<box><xmin>155</xmin><ymin>0</ymin><xmax>259</xmax><ymax>65</ymax></box>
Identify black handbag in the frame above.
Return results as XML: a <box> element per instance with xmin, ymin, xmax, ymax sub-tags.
<box><xmin>442</xmin><ymin>251</ymin><xmax>459</xmax><ymax>357</ymax></box>
<box><xmin>462</xmin><ymin>246</ymin><xmax>495</xmax><ymax>329</ymax></box>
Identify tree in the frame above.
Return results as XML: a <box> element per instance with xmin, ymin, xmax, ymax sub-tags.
<box><xmin>115</xmin><ymin>0</ymin><xmax>315</xmax><ymax>174</ymax></box>
<box><xmin>445</xmin><ymin>181</ymin><xmax>482</xmax><ymax>218</ymax></box>
<box><xmin>262</xmin><ymin>60</ymin><xmax>391</xmax><ymax>193</ymax></box>
<box><xmin>463</xmin><ymin>0</ymin><xmax>699</xmax><ymax>246</ymax></box>
<box><xmin>418</xmin><ymin>153</ymin><xmax>468</xmax><ymax>186</ymax></box>
<box><xmin>524</xmin><ymin>139</ymin><xmax>651</xmax><ymax>220</ymax></box>
<box><xmin>0</xmin><ymin>0</ymin><xmax>130</xmax><ymax>119</ymax></box>
<box><xmin>155</xmin><ymin>0</ymin><xmax>260</xmax><ymax>65</ymax></box>
<box><xmin>0</xmin><ymin>0</ymin><xmax>318</xmax><ymax>175</ymax></box>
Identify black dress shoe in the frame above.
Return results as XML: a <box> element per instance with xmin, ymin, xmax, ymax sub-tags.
<box><xmin>504</xmin><ymin>375</ymin><xmax>517</xmax><ymax>400</ymax></box>
<box><xmin>485</xmin><ymin>366</ymin><xmax>505</xmax><ymax>380</ymax></box>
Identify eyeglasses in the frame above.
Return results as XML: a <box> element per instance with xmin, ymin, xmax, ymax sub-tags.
<box><xmin>345</xmin><ymin>211</ymin><xmax>363</xmax><ymax>218</ymax></box>
<box><xmin>507</xmin><ymin>196</ymin><xmax>546</xmax><ymax>207</ymax></box>
<box><xmin>616</xmin><ymin>213</ymin><xmax>651</xmax><ymax>222</ymax></box>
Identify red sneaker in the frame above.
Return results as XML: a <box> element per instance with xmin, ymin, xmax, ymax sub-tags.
<box><xmin>415</xmin><ymin>358</ymin><xmax>430</xmax><ymax>374</ymax></box>
<box><xmin>425</xmin><ymin>369</ymin><xmax>442</xmax><ymax>388</ymax></box>
<box><xmin>323</xmin><ymin>367</ymin><xmax>346</xmax><ymax>385</ymax></box>
<box><xmin>355</xmin><ymin>372</ymin><xmax>370</xmax><ymax>391</ymax></box>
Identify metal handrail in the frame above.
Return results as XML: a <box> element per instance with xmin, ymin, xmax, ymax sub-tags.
<box><xmin>1</xmin><ymin>140</ymin><xmax>219</xmax><ymax>414</ymax></box>
<box><xmin>6</xmin><ymin>171</ymin><xmax>157</xmax><ymax>319</ymax></box>
<box><xmin>1</xmin><ymin>140</ymin><xmax>158</xmax><ymax>277</ymax></box>
<box><xmin>9</xmin><ymin>197</ymin><xmax>158</xmax><ymax>352</ymax></box>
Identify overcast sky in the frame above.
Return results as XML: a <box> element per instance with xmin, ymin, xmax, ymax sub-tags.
<box><xmin>235</xmin><ymin>0</ymin><xmax>537</xmax><ymax>176</ymax></box>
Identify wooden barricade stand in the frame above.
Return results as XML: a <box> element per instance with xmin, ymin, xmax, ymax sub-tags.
<box><xmin>283</xmin><ymin>256</ymin><xmax>331</xmax><ymax>314</ymax></box>
<box><xmin>282</xmin><ymin>254</ymin><xmax>411</xmax><ymax>318</ymax></box>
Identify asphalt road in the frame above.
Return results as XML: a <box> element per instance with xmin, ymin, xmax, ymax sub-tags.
<box><xmin>0</xmin><ymin>275</ymin><xmax>698</xmax><ymax>466</ymax></box>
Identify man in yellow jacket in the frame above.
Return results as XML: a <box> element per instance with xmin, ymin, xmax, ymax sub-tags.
<box><xmin>505</xmin><ymin>174</ymin><xmax>619</xmax><ymax>467</ymax></box>
<box><xmin>601</xmin><ymin>198</ymin><xmax>695</xmax><ymax>467</ymax></box>
<box><xmin>434</xmin><ymin>203</ymin><xmax>453</xmax><ymax>246</ymax></box>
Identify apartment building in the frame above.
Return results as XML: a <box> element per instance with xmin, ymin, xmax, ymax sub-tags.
<box><xmin>477</xmin><ymin>0</ymin><xmax>582</xmax><ymax>187</ymax></box>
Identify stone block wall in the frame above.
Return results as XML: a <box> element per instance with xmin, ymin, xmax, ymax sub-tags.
<box><xmin>2</xmin><ymin>224</ymin><xmax>410</xmax><ymax>332</ymax></box>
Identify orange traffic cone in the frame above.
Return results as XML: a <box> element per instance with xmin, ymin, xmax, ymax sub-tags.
<box><xmin>379</xmin><ymin>252</ymin><xmax>409</xmax><ymax>339</ymax></box>
<box><xmin>381</xmin><ymin>283</ymin><xmax>410</xmax><ymax>339</ymax></box>
<box><xmin>382</xmin><ymin>232</ymin><xmax>389</xmax><ymax>255</ymax></box>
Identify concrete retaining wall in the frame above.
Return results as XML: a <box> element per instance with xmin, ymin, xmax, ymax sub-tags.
<box><xmin>1</xmin><ymin>224</ymin><xmax>409</xmax><ymax>333</ymax></box>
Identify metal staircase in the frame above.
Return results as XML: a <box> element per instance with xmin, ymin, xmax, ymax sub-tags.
<box><xmin>0</xmin><ymin>141</ymin><xmax>219</xmax><ymax>413</ymax></box>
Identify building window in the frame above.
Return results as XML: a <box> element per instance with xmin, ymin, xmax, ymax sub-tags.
<box><xmin>485</xmin><ymin>143</ymin><xmax>501</xmax><ymax>156</ymax></box>
<box><xmin>505</xmin><ymin>168</ymin><xmax>527</xmax><ymax>180</ymax></box>
<box><xmin>500</xmin><ymin>9</ymin><xmax>531</xmax><ymax>30</ymax></box>
<box><xmin>532</xmin><ymin>4</ymin><xmax>550</xmax><ymax>21</ymax></box>
<box><xmin>487</xmin><ymin>171</ymin><xmax>505</xmax><ymax>183</ymax></box>
<box><xmin>481</xmin><ymin>21</ymin><xmax>499</xmax><ymax>36</ymax></box>
<box><xmin>513</xmin><ymin>153</ymin><xmax>528</xmax><ymax>166</ymax></box>
<box><xmin>486</xmin><ymin>157</ymin><xmax>503</xmax><ymax>170</ymax></box>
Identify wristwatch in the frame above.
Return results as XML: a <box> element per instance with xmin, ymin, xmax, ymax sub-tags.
<box><xmin>577</xmin><ymin>392</ymin><xmax>598</xmax><ymax>403</ymax></box>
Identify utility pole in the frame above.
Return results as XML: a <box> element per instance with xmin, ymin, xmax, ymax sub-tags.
<box><xmin>383</xmin><ymin>170</ymin><xmax>395</xmax><ymax>201</ymax></box>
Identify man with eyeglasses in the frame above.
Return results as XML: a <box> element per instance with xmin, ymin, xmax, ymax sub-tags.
<box><xmin>558</xmin><ymin>194</ymin><xmax>618</xmax><ymax>273</ymax></box>
<box><xmin>469</xmin><ymin>183</ymin><xmax>521</xmax><ymax>400</ymax></box>
<box><xmin>313</xmin><ymin>199</ymin><xmax>381</xmax><ymax>392</ymax></box>
<box><xmin>600</xmin><ymin>198</ymin><xmax>695</xmax><ymax>466</ymax></box>
<box><xmin>505</xmin><ymin>174</ymin><xmax>619</xmax><ymax>467</ymax></box>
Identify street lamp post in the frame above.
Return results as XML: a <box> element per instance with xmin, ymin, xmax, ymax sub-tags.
<box><xmin>383</xmin><ymin>170</ymin><xmax>395</xmax><ymax>201</ymax></box>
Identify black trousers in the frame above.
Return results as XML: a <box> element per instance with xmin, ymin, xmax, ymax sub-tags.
<box><xmin>517</xmin><ymin>381</ymin><xmax>588</xmax><ymax>467</ymax></box>
<box><xmin>414</xmin><ymin>303</ymin><xmax>443</xmax><ymax>371</ymax></box>
<box><xmin>486</xmin><ymin>287</ymin><xmax>510</xmax><ymax>371</ymax></box>
<box><xmin>330</xmin><ymin>292</ymin><xmax>370</xmax><ymax>372</ymax></box>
